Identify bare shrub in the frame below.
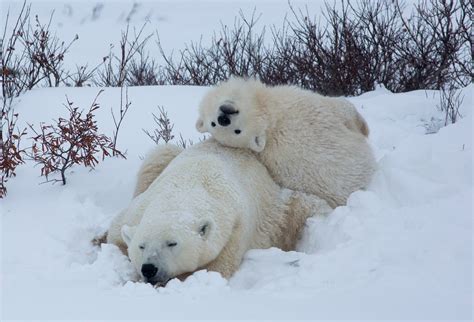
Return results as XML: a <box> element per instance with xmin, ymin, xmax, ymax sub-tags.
<box><xmin>1</xmin><ymin>2</ymin><xmax>30</xmax><ymax>197</ymax></box>
<box><xmin>110</xmin><ymin>86</ymin><xmax>132</xmax><ymax>153</ymax></box>
<box><xmin>438</xmin><ymin>86</ymin><xmax>464</xmax><ymax>125</ymax></box>
<box><xmin>156</xmin><ymin>9</ymin><xmax>267</xmax><ymax>85</ymax></box>
<box><xmin>176</xmin><ymin>134</ymin><xmax>190</xmax><ymax>149</ymax></box>
<box><xmin>126</xmin><ymin>46</ymin><xmax>160</xmax><ymax>86</ymax></box>
<box><xmin>65</xmin><ymin>63</ymin><xmax>102</xmax><ymax>87</ymax></box>
<box><xmin>27</xmin><ymin>91</ymin><xmax>124</xmax><ymax>185</ymax></box>
<box><xmin>2</xmin><ymin>1</ymin><xmax>78</xmax><ymax>95</ymax></box>
<box><xmin>1</xmin><ymin>1</ymin><xmax>31</xmax><ymax>98</ymax></box>
<box><xmin>260</xmin><ymin>23</ymin><xmax>297</xmax><ymax>86</ymax></box>
<box><xmin>143</xmin><ymin>106</ymin><xmax>197</xmax><ymax>148</ymax></box>
<box><xmin>4</xmin><ymin>1</ymin><xmax>469</xmax><ymax>94</ymax></box>
<box><xmin>0</xmin><ymin>110</ymin><xmax>27</xmax><ymax>198</ymax></box>
<box><xmin>156</xmin><ymin>0</ymin><xmax>470</xmax><ymax>95</ymax></box>
<box><xmin>282</xmin><ymin>1</ymin><xmax>375</xmax><ymax>95</ymax></box>
<box><xmin>393</xmin><ymin>0</ymin><xmax>470</xmax><ymax>91</ymax></box>
<box><xmin>456</xmin><ymin>0</ymin><xmax>472</xmax><ymax>83</ymax></box>
<box><xmin>95</xmin><ymin>24</ymin><xmax>152</xmax><ymax>87</ymax></box>
<box><xmin>143</xmin><ymin>106</ymin><xmax>174</xmax><ymax>144</ymax></box>
<box><xmin>176</xmin><ymin>133</ymin><xmax>201</xmax><ymax>149</ymax></box>
<box><xmin>273</xmin><ymin>0</ymin><xmax>470</xmax><ymax>95</ymax></box>
<box><xmin>345</xmin><ymin>0</ymin><xmax>403</xmax><ymax>91</ymax></box>
<box><xmin>18</xmin><ymin>12</ymin><xmax>78</xmax><ymax>89</ymax></box>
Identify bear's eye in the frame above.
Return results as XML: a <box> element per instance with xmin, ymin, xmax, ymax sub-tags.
<box><xmin>234</xmin><ymin>129</ymin><xmax>241</xmax><ymax>134</ymax></box>
<box><xmin>199</xmin><ymin>223</ymin><xmax>209</xmax><ymax>236</ymax></box>
<box><xmin>139</xmin><ymin>245</ymin><xmax>145</xmax><ymax>250</ymax></box>
<box><xmin>167</xmin><ymin>242</ymin><xmax>177</xmax><ymax>248</ymax></box>
<box><xmin>211</xmin><ymin>122</ymin><xmax>216</xmax><ymax>127</ymax></box>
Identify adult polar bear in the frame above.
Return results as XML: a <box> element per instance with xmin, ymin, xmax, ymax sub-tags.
<box><xmin>107</xmin><ymin>140</ymin><xmax>331</xmax><ymax>285</ymax></box>
<box><xmin>196</xmin><ymin>77</ymin><xmax>376</xmax><ymax>208</ymax></box>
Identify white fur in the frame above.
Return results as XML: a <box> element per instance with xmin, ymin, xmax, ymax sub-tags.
<box><xmin>133</xmin><ymin>144</ymin><xmax>183</xmax><ymax>197</ymax></box>
<box><xmin>107</xmin><ymin>140</ymin><xmax>332</xmax><ymax>282</ymax></box>
<box><xmin>197</xmin><ymin>77</ymin><xmax>376</xmax><ymax>207</ymax></box>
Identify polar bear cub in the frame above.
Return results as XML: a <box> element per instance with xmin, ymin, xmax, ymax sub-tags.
<box><xmin>196</xmin><ymin>77</ymin><xmax>376</xmax><ymax>208</ymax></box>
<box><xmin>107</xmin><ymin>140</ymin><xmax>332</xmax><ymax>284</ymax></box>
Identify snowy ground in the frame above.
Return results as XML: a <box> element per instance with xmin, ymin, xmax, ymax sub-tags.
<box><xmin>1</xmin><ymin>1</ymin><xmax>473</xmax><ymax>321</ymax></box>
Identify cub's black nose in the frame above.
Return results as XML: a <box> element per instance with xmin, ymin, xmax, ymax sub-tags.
<box><xmin>219</xmin><ymin>104</ymin><xmax>238</xmax><ymax>115</ymax></box>
<box><xmin>141</xmin><ymin>263</ymin><xmax>158</xmax><ymax>279</ymax></box>
<box><xmin>218</xmin><ymin>114</ymin><xmax>231</xmax><ymax>126</ymax></box>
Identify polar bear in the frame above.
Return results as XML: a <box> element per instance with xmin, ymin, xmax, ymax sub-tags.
<box><xmin>107</xmin><ymin>140</ymin><xmax>331</xmax><ymax>284</ymax></box>
<box><xmin>196</xmin><ymin>77</ymin><xmax>376</xmax><ymax>208</ymax></box>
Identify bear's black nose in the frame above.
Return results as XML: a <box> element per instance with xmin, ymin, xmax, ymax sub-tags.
<box><xmin>219</xmin><ymin>104</ymin><xmax>238</xmax><ymax>115</ymax></box>
<box><xmin>217</xmin><ymin>114</ymin><xmax>231</xmax><ymax>126</ymax></box>
<box><xmin>141</xmin><ymin>263</ymin><xmax>158</xmax><ymax>279</ymax></box>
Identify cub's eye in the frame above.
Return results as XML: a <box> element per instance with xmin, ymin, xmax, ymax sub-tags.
<box><xmin>234</xmin><ymin>129</ymin><xmax>241</xmax><ymax>134</ymax></box>
<box><xmin>211</xmin><ymin>122</ymin><xmax>216</xmax><ymax>127</ymax></box>
<box><xmin>167</xmin><ymin>242</ymin><xmax>178</xmax><ymax>248</ymax></box>
<box><xmin>139</xmin><ymin>245</ymin><xmax>145</xmax><ymax>250</ymax></box>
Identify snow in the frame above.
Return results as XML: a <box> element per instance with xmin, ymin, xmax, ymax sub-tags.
<box><xmin>1</xmin><ymin>1</ymin><xmax>473</xmax><ymax>321</ymax></box>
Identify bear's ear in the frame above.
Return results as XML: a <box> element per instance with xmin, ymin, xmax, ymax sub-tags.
<box><xmin>196</xmin><ymin>118</ymin><xmax>207</xmax><ymax>133</ymax></box>
<box><xmin>249</xmin><ymin>133</ymin><xmax>266</xmax><ymax>152</ymax></box>
<box><xmin>198</xmin><ymin>220</ymin><xmax>212</xmax><ymax>239</ymax></box>
<box><xmin>121</xmin><ymin>225</ymin><xmax>137</xmax><ymax>246</ymax></box>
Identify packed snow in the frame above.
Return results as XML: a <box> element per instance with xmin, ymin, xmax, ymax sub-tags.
<box><xmin>1</xmin><ymin>1</ymin><xmax>472</xmax><ymax>320</ymax></box>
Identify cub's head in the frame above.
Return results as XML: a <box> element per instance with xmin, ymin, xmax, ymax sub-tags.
<box><xmin>196</xmin><ymin>77</ymin><xmax>268</xmax><ymax>152</ymax></box>
<box><xmin>121</xmin><ymin>212</ymin><xmax>218</xmax><ymax>286</ymax></box>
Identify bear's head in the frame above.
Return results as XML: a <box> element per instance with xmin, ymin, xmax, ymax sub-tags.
<box><xmin>121</xmin><ymin>211</ymin><xmax>219</xmax><ymax>286</ymax></box>
<box><xmin>196</xmin><ymin>77</ymin><xmax>268</xmax><ymax>152</ymax></box>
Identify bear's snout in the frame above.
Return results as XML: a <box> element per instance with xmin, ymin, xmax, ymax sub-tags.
<box><xmin>217</xmin><ymin>114</ymin><xmax>231</xmax><ymax>126</ymax></box>
<box><xmin>141</xmin><ymin>263</ymin><xmax>158</xmax><ymax>279</ymax></box>
<box><xmin>217</xmin><ymin>104</ymin><xmax>238</xmax><ymax>127</ymax></box>
<box><xmin>141</xmin><ymin>263</ymin><xmax>171</xmax><ymax>285</ymax></box>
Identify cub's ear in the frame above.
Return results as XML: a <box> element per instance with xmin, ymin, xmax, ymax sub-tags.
<box><xmin>249</xmin><ymin>132</ymin><xmax>266</xmax><ymax>152</ymax></box>
<box><xmin>121</xmin><ymin>225</ymin><xmax>137</xmax><ymax>246</ymax></box>
<box><xmin>196</xmin><ymin>118</ymin><xmax>207</xmax><ymax>133</ymax></box>
<box><xmin>198</xmin><ymin>220</ymin><xmax>213</xmax><ymax>240</ymax></box>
